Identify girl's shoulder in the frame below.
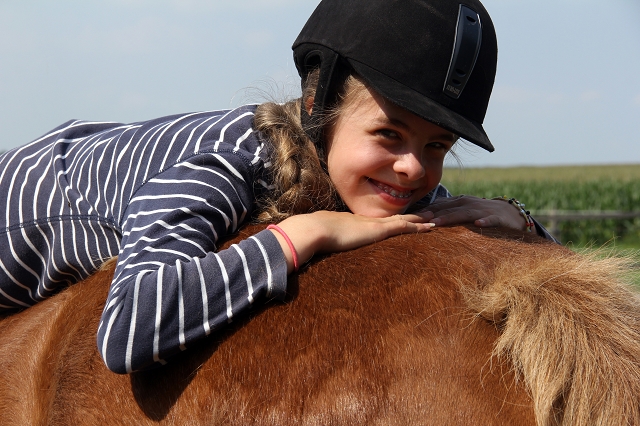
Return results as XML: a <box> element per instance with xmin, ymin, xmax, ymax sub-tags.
<box><xmin>128</xmin><ymin>104</ymin><xmax>272</xmax><ymax>193</ymax></box>
<box><xmin>11</xmin><ymin>104</ymin><xmax>265</xmax><ymax>157</ymax></box>
<box><xmin>126</xmin><ymin>104</ymin><xmax>266</xmax><ymax>160</ymax></box>
<box><xmin>41</xmin><ymin>104</ymin><xmax>270</xmax><ymax>175</ymax></box>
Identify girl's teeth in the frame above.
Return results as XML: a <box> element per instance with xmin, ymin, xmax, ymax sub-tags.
<box><xmin>375</xmin><ymin>182</ymin><xmax>413</xmax><ymax>198</ymax></box>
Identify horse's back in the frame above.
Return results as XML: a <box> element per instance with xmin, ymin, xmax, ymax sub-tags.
<box><xmin>3</xmin><ymin>225</ymin><xmax>637</xmax><ymax>425</ymax></box>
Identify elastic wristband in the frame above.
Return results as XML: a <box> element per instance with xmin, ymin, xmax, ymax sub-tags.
<box><xmin>267</xmin><ymin>224</ymin><xmax>299</xmax><ymax>272</ymax></box>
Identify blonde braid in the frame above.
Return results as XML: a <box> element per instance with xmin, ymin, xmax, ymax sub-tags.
<box><xmin>253</xmin><ymin>98</ymin><xmax>339</xmax><ymax>223</ymax></box>
<box><xmin>253</xmin><ymin>71</ymin><xmax>370</xmax><ymax>222</ymax></box>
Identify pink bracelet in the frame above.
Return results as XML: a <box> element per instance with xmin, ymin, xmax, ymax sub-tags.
<box><xmin>267</xmin><ymin>224</ymin><xmax>299</xmax><ymax>272</ymax></box>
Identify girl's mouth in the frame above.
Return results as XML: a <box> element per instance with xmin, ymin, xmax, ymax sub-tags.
<box><xmin>371</xmin><ymin>180</ymin><xmax>414</xmax><ymax>199</ymax></box>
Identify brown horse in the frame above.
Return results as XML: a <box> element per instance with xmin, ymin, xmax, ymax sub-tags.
<box><xmin>0</xmin><ymin>225</ymin><xmax>639</xmax><ymax>425</ymax></box>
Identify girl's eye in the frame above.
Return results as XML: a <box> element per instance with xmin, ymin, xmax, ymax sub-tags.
<box><xmin>377</xmin><ymin>129</ymin><xmax>400</xmax><ymax>139</ymax></box>
<box><xmin>427</xmin><ymin>141</ymin><xmax>454</xmax><ymax>151</ymax></box>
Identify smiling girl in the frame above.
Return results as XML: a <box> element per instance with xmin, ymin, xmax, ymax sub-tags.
<box><xmin>0</xmin><ymin>0</ymin><xmax>555</xmax><ymax>373</ymax></box>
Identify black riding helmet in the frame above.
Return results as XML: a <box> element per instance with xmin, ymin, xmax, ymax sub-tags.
<box><xmin>292</xmin><ymin>0</ymin><xmax>498</xmax><ymax>153</ymax></box>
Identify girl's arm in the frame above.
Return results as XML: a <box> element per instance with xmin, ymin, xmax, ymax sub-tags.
<box><xmin>99</xmin><ymin>151</ymin><xmax>436</xmax><ymax>373</ymax></box>
<box><xmin>98</xmin><ymin>152</ymin><xmax>289</xmax><ymax>373</ymax></box>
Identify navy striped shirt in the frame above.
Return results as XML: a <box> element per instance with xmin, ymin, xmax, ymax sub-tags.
<box><xmin>0</xmin><ymin>105</ymin><xmax>289</xmax><ymax>373</ymax></box>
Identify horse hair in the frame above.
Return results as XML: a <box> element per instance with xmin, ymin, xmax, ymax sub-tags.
<box><xmin>0</xmin><ymin>225</ymin><xmax>638</xmax><ymax>425</ymax></box>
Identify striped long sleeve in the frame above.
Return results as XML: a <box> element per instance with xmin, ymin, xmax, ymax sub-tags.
<box><xmin>0</xmin><ymin>105</ymin><xmax>288</xmax><ymax>373</ymax></box>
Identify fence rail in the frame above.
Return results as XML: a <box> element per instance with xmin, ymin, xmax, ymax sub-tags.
<box><xmin>530</xmin><ymin>210</ymin><xmax>640</xmax><ymax>221</ymax></box>
<box><xmin>529</xmin><ymin>210</ymin><xmax>640</xmax><ymax>238</ymax></box>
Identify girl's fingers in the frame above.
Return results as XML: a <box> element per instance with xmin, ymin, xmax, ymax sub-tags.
<box><xmin>386</xmin><ymin>219</ymin><xmax>435</xmax><ymax>232</ymax></box>
<box><xmin>384</xmin><ymin>211</ymin><xmax>435</xmax><ymax>223</ymax></box>
<box><xmin>331</xmin><ymin>213</ymin><xmax>435</xmax><ymax>249</ymax></box>
<box><xmin>276</xmin><ymin>211</ymin><xmax>436</xmax><ymax>268</ymax></box>
<box><xmin>475</xmin><ymin>215</ymin><xmax>504</xmax><ymax>228</ymax></box>
<box><xmin>428</xmin><ymin>208</ymin><xmax>481</xmax><ymax>226</ymax></box>
<box><xmin>372</xmin><ymin>221</ymin><xmax>433</xmax><ymax>244</ymax></box>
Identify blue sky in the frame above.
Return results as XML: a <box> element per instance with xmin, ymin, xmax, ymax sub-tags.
<box><xmin>1</xmin><ymin>0</ymin><xmax>638</xmax><ymax>167</ymax></box>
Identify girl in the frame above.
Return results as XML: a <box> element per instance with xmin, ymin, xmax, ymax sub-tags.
<box><xmin>0</xmin><ymin>0</ymin><xmax>555</xmax><ymax>374</ymax></box>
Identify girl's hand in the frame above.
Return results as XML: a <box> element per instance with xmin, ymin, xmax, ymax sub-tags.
<box><xmin>269</xmin><ymin>211</ymin><xmax>435</xmax><ymax>274</ymax></box>
<box><xmin>422</xmin><ymin>195</ymin><xmax>529</xmax><ymax>231</ymax></box>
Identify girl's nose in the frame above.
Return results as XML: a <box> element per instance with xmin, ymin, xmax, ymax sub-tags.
<box><xmin>393</xmin><ymin>152</ymin><xmax>426</xmax><ymax>180</ymax></box>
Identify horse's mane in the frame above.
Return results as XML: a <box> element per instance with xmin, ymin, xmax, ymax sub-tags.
<box><xmin>452</xmin><ymin>228</ymin><xmax>640</xmax><ymax>425</ymax></box>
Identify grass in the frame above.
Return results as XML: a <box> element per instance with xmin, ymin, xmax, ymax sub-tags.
<box><xmin>619</xmin><ymin>249</ymin><xmax>640</xmax><ymax>288</ymax></box>
<box><xmin>572</xmin><ymin>245</ymin><xmax>640</xmax><ymax>288</ymax></box>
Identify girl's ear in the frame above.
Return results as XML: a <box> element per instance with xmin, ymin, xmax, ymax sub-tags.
<box><xmin>304</xmin><ymin>96</ymin><xmax>314</xmax><ymax>115</ymax></box>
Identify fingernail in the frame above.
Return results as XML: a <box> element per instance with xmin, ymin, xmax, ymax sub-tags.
<box><xmin>430</xmin><ymin>218</ymin><xmax>441</xmax><ymax>226</ymax></box>
<box><xmin>477</xmin><ymin>219</ymin><xmax>486</xmax><ymax>226</ymax></box>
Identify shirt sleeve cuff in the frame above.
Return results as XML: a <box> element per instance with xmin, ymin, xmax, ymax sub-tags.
<box><xmin>253</xmin><ymin>228</ymin><xmax>289</xmax><ymax>300</ymax></box>
<box><xmin>531</xmin><ymin>217</ymin><xmax>562</xmax><ymax>245</ymax></box>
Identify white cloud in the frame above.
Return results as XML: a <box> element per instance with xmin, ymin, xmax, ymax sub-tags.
<box><xmin>546</xmin><ymin>92</ymin><xmax>566</xmax><ymax>104</ymax></box>
<box><xmin>580</xmin><ymin>90</ymin><xmax>601</xmax><ymax>102</ymax></box>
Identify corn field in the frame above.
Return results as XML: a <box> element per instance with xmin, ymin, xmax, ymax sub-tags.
<box><xmin>441</xmin><ymin>164</ymin><xmax>640</xmax><ymax>247</ymax></box>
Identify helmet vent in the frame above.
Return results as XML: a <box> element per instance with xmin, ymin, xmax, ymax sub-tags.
<box><xmin>443</xmin><ymin>5</ymin><xmax>483</xmax><ymax>99</ymax></box>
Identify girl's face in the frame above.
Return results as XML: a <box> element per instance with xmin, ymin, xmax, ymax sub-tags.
<box><xmin>326</xmin><ymin>87</ymin><xmax>456</xmax><ymax>218</ymax></box>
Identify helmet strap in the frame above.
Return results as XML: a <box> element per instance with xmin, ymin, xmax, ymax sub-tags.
<box><xmin>295</xmin><ymin>44</ymin><xmax>351</xmax><ymax>162</ymax></box>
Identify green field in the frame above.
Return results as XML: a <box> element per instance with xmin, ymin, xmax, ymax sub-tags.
<box><xmin>441</xmin><ymin>164</ymin><xmax>640</xmax><ymax>247</ymax></box>
<box><xmin>441</xmin><ymin>164</ymin><xmax>640</xmax><ymax>287</ymax></box>
<box><xmin>442</xmin><ymin>164</ymin><xmax>640</xmax><ymax>183</ymax></box>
